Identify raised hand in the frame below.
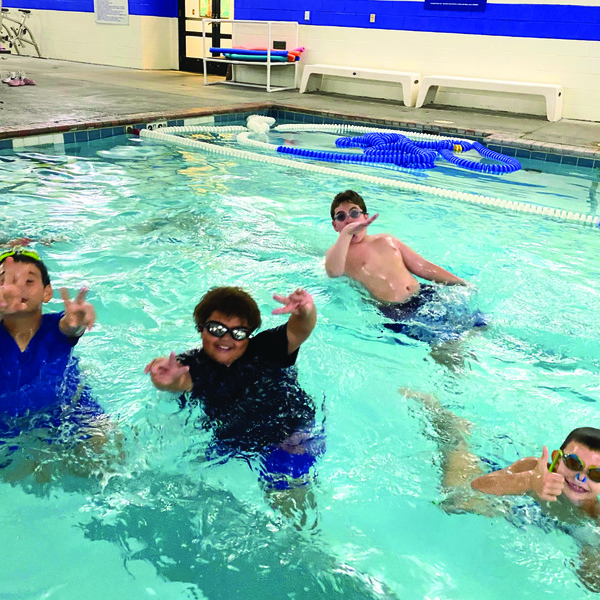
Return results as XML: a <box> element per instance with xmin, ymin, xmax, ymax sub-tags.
<box><xmin>0</xmin><ymin>256</ymin><xmax>28</xmax><ymax>315</ymax></box>
<box><xmin>144</xmin><ymin>352</ymin><xmax>191</xmax><ymax>391</ymax></box>
<box><xmin>60</xmin><ymin>287</ymin><xmax>96</xmax><ymax>335</ymax></box>
<box><xmin>530</xmin><ymin>446</ymin><xmax>565</xmax><ymax>501</ymax></box>
<box><xmin>341</xmin><ymin>212</ymin><xmax>379</xmax><ymax>238</ymax></box>
<box><xmin>272</xmin><ymin>288</ymin><xmax>315</xmax><ymax>316</ymax></box>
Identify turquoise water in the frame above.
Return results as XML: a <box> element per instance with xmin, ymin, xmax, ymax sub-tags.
<box><xmin>1</xmin><ymin>128</ymin><xmax>600</xmax><ymax>599</ymax></box>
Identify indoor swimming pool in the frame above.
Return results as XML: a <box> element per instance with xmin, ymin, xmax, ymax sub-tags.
<box><xmin>1</xmin><ymin>117</ymin><xmax>600</xmax><ymax>599</ymax></box>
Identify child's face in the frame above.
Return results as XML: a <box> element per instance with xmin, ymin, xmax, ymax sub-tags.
<box><xmin>0</xmin><ymin>260</ymin><xmax>52</xmax><ymax>313</ymax></box>
<box><xmin>200</xmin><ymin>310</ymin><xmax>250</xmax><ymax>367</ymax></box>
<box><xmin>332</xmin><ymin>202</ymin><xmax>369</xmax><ymax>235</ymax></box>
<box><xmin>555</xmin><ymin>442</ymin><xmax>600</xmax><ymax>506</ymax></box>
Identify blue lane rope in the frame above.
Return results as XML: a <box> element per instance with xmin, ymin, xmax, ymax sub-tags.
<box><xmin>276</xmin><ymin>132</ymin><xmax>521</xmax><ymax>174</ymax></box>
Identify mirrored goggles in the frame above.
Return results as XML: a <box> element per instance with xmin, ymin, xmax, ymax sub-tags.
<box><xmin>558</xmin><ymin>450</ymin><xmax>600</xmax><ymax>483</ymax></box>
<box><xmin>203</xmin><ymin>320</ymin><xmax>251</xmax><ymax>341</ymax></box>
<box><xmin>0</xmin><ymin>246</ymin><xmax>41</xmax><ymax>263</ymax></box>
<box><xmin>333</xmin><ymin>208</ymin><xmax>365</xmax><ymax>222</ymax></box>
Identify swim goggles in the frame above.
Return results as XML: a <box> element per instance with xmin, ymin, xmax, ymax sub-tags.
<box><xmin>555</xmin><ymin>450</ymin><xmax>600</xmax><ymax>483</ymax></box>
<box><xmin>333</xmin><ymin>208</ymin><xmax>365</xmax><ymax>222</ymax></box>
<box><xmin>0</xmin><ymin>246</ymin><xmax>41</xmax><ymax>263</ymax></box>
<box><xmin>203</xmin><ymin>320</ymin><xmax>252</xmax><ymax>341</ymax></box>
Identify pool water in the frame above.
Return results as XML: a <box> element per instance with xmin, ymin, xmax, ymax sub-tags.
<box><xmin>1</xmin><ymin>127</ymin><xmax>600</xmax><ymax>600</ymax></box>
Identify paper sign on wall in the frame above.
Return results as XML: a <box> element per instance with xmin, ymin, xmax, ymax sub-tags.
<box><xmin>94</xmin><ymin>0</ymin><xmax>129</xmax><ymax>25</ymax></box>
<box><xmin>424</xmin><ymin>0</ymin><xmax>486</xmax><ymax>11</ymax></box>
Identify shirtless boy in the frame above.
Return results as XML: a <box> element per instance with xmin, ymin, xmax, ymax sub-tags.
<box><xmin>404</xmin><ymin>387</ymin><xmax>600</xmax><ymax>591</ymax></box>
<box><xmin>325</xmin><ymin>190</ymin><xmax>486</xmax><ymax>351</ymax></box>
<box><xmin>325</xmin><ymin>189</ymin><xmax>466</xmax><ymax>303</ymax></box>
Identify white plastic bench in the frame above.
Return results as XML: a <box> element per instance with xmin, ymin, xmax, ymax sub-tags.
<box><xmin>299</xmin><ymin>64</ymin><xmax>420</xmax><ymax>107</ymax></box>
<box><xmin>415</xmin><ymin>75</ymin><xmax>563</xmax><ymax>122</ymax></box>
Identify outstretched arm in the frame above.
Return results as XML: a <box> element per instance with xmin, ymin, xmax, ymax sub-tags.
<box><xmin>325</xmin><ymin>214</ymin><xmax>378</xmax><ymax>277</ymax></box>
<box><xmin>144</xmin><ymin>352</ymin><xmax>192</xmax><ymax>393</ymax></box>
<box><xmin>272</xmin><ymin>289</ymin><xmax>317</xmax><ymax>354</ymax></box>
<box><xmin>396</xmin><ymin>240</ymin><xmax>467</xmax><ymax>286</ymax></box>
<box><xmin>59</xmin><ymin>287</ymin><xmax>96</xmax><ymax>337</ymax></box>
<box><xmin>471</xmin><ymin>446</ymin><xmax>565</xmax><ymax>501</ymax></box>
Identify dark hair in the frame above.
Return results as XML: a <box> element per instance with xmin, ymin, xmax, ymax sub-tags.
<box><xmin>330</xmin><ymin>190</ymin><xmax>368</xmax><ymax>219</ymax></box>
<box><xmin>0</xmin><ymin>253</ymin><xmax>50</xmax><ymax>287</ymax></box>
<box><xmin>561</xmin><ymin>427</ymin><xmax>600</xmax><ymax>452</ymax></box>
<box><xmin>193</xmin><ymin>286</ymin><xmax>261</xmax><ymax>333</ymax></box>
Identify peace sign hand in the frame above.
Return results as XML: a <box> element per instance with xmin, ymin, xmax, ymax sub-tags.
<box><xmin>272</xmin><ymin>288</ymin><xmax>315</xmax><ymax>316</ymax></box>
<box><xmin>144</xmin><ymin>352</ymin><xmax>191</xmax><ymax>392</ymax></box>
<box><xmin>60</xmin><ymin>287</ymin><xmax>96</xmax><ymax>337</ymax></box>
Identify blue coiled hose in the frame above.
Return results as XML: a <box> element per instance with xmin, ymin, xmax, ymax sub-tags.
<box><xmin>278</xmin><ymin>132</ymin><xmax>521</xmax><ymax>173</ymax></box>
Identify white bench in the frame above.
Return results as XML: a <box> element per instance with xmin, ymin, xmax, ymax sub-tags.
<box><xmin>415</xmin><ymin>75</ymin><xmax>563</xmax><ymax>122</ymax></box>
<box><xmin>299</xmin><ymin>64</ymin><xmax>420</xmax><ymax>107</ymax></box>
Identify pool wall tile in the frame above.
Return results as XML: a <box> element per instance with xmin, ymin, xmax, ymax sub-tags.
<box><xmin>561</xmin><ymin>155</ymin><xmax>578</xmax><ymax>165</ymax></box>
<box><xmin>2</xmin><ymin>108</ymin><xmax>600</xmax><ymax>171</ymax></box>
<box><xmin>578</xmin><ymin>158</ymin><xmax>594</xmax><ymax>168</ymax></box>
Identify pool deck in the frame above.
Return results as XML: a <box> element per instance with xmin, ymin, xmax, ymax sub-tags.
<box><xmin>1</xmin><ymin>54</ymin><xmax>599</xmax><ymax>159</ymax></box>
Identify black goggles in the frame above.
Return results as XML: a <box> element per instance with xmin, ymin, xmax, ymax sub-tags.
<box><xmin>203</xmin><ymin>320</ymin><xmax>252</xmax><ymax>341</ymax></box>
<box><xmin>333</xmin><ymin>208</ymin><xmax>365</xmax><ymax>222</ymax></box>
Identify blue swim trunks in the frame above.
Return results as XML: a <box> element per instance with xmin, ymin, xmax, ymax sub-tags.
<box><xmin>379</xmin><ymin>285</ymin><xmax>488</xmax><ymax>344</ymax></box>
<box><xmin>206</xmin><ymin>431</ymin><xmax>325</xmax><ymax>491</ymax></box>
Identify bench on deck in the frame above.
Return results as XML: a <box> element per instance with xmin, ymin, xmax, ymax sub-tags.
<box><xmin>299</xmin><ymin>64</ymin><xmax>421</xmax><ymax>107</ymax></box>
<box><xmin>415</xmin><ymin>75</ymin><xmax>563</xmax><ymax>122</ymax></box>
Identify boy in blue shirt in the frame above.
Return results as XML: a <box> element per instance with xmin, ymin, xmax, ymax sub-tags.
<box><xmin>0</xmin><ymin>247</ymin><xmax>104</xmax><ymax>479</ymax></box>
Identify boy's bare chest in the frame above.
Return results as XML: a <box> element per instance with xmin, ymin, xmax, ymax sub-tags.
<box><xmin>346</xmin><ymin>238</ymin><xmax>400</xmax><ymax>272</ymax></box>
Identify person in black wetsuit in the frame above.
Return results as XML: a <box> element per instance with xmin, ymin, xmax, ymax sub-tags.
<box><xmin>145</xmin><ymin>286</ymin><xmax>321</xmax><ymax>491</ymax></box>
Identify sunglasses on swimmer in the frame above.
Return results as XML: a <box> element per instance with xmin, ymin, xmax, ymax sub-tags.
<box><xmin>0</xmin><ymin>247</ymin><xmax>41</xmax><ymax>263</ymax></box>
<box><xmin>333</xmin><ymin>208</ymin><xmax>365</xmax><ymax>222</ymax></box>
<box><xmin>203</xmin><ymin>320</ymin><xmax>252</xmax><ymax>341</ymax></box>
<box><xmin>551</xmin><ymin>450</ymin><xmax>600</xmax><ymax>483</ymax></box>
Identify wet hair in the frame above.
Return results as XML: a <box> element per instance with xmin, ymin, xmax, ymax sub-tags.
<box><xmin>193</xmin><ymin>286</ymin><xmax>261</xmax><ymax>333</ymax></box>
<box><xmin>330</xmin><ymin>190</ymin><xmax>368</xmax><ymax>219</ymax></box>
<box><xmin>0</xmin><ymin>253</ymin><xmax>50</xmax><ymax>287</ymax></box>
<box><xmin>561</xmin><ymin>427</ymin><xmax>600</xmax><ymax>452</ymax></box>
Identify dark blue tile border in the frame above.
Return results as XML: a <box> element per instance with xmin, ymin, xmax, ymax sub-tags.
<box><xmin>0</xmin><ymin>139</ymin><xmax>13</xmax><ymax>150</ymax></box>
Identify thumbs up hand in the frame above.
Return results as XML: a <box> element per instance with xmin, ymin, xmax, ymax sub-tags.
<box><xmin>529</xmin><ymin>446</ymin><xmax>565</xmax><ymax>502</ymax></box>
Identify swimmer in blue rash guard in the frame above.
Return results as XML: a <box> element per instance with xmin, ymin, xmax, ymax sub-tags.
<box><xmin>0</xmin><ymin>247</ymin><xmax>108</xmax><ymax>480</ymax></box>
<box><xmin>145</xmin><ymin>286</ymin><xmax>323</xmax><ymax>515</ymax></box>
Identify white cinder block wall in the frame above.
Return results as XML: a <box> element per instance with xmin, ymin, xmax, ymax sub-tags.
<box><xmin>14</xmin><ymin>10</ymin><xmax>177</xmax><ymax>69</ymax></box>
<box><xmin>297</xmin><ymin>27</ymin><xmax>600</xmax><ymax>122</ymax></box>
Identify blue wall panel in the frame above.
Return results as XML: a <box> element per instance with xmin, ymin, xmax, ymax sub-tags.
<box><xmin>2</xmin><ymin>0</ymin><xmax>598</xmax><ymax>40</ymax></box>
<box><xmin>236</xmin><ymin>2</ymin><xmax>600</xmax><ymax>41</ymax></box>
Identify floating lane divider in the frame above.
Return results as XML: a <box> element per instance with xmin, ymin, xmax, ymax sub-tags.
<box><xmin>139</xmin><ymin>123</ymin><xmax>600</xmax><ymax>228</ymax></box>
<box><xmin>278</xmin><ymin>131</ymin><xmax>522</xmax><ymax>173</ymax></box>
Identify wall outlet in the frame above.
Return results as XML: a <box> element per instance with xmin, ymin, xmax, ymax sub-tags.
<box><xmin>146</xmin><ymin>121</ymin><xmax>167</xmax><ymax>130</ymax></box>
<box><xmin>304</xmin><ymin>11</ymin><xmax>310</xmax><ymax>20</ymax></box>
<box><xmin>370</xmin><ymin>13</ymin><xmax>376</xmax><ymax>23</ymax></box>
